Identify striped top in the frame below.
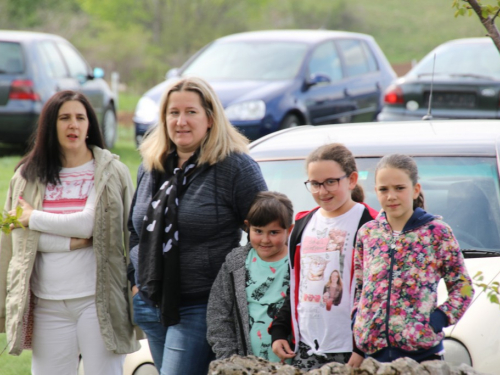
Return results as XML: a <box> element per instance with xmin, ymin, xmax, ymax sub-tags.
<box><xmin>31</xmin><ymin>160</ymin><xmax>97</xmax><ymax>300</ymax></box>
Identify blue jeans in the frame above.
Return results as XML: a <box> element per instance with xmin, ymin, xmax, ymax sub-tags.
<box><xmin>132</xmin><ymin>293</ymin><xmax>167</xmax><ymax>371</ymax></box>
<box><xmin>160</xmin><ymin>304</ymin><xmax>215</xmax><ymax>375</ymax></box>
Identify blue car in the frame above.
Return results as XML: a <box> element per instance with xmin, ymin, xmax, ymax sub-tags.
<box><xmin>134</xmin><ymin>30</ymin><xmax>396</xmax><ymax>143</ymax></box>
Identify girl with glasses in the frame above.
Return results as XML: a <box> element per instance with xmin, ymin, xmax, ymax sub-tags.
<box><xmin>270</xmin><ymin>143</ymin><xmax>377</xmax><ymax>370</ymax></box>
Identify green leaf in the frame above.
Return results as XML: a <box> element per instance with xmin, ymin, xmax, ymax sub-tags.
<box><xmin>461</xmin><ymin>285</ymin><xmax>473</xmax><ymax>297</ymax></box>
<box><xmin>489</xmin><ymin>294</ymin><xmax>499</xmax><ymax>305</ymax></box>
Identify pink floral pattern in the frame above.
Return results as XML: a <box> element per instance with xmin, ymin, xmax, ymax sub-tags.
<box><xmin>353</xmin><ymin>213</ymin><xmax>473</xmax><ymax>355</ymax></box>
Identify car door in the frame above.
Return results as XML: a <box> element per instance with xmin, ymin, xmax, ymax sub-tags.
<box><xmin>335</xmin><ymin>39</ymin><xmax>381</xmax><ymax>122</ymax></box>
<box><xmin>302</xmin><ymin>41</ymin><xmax>351</xmax><ymax>125</ymax></box>
<box><xmin>55</xmin><ymin>41</ymin><xmax>105</xmax><ymax>118</ymax></box>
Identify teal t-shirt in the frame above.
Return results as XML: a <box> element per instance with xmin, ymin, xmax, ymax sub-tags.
<box><xmin>245</xmin><ymin>247</ymin><xmax>290</xmax><ymax>363</ymax></box>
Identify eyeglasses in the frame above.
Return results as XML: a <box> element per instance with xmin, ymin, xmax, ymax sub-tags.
<box><xmin>304</xmin><ymin>175</ymin><xmax>347</xmax><ymax>193</ymax></box>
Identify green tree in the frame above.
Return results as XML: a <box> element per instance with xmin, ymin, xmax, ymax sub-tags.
<box><xmin>452</xmin><ymin>0</ymin><xmax>500</xmax><ymax>51</ymax></box>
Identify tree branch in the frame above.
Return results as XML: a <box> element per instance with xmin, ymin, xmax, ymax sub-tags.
<box><xmin>465</xmin><ymin>0</ymin><xmax>500</xmax><ymax>53</ymax></box>
<box><xmin>492</xmin><ymin>8</ymin><xmax>500</xmax><ymax>25</ymax></box>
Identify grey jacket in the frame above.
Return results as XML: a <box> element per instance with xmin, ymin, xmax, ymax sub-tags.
<box><xmin>0</xmin><ymin>146</ymin><xmax>139</xmax><ymax>355</ymax></box>
<box><xmin>207</xmin><ymin>243</ymin><xmax>253</xmax><ymax>359</ymax></box>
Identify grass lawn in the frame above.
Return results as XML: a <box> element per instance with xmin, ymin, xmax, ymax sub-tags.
<box><xmin>0</xmin><ymin>124</ymin><xmax>140</xmax><ymax>374</ymax></box>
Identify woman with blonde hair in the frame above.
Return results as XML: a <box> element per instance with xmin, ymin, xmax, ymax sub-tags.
<box><xmin>127</xmin><ymin>76</ymin><xmax>267</xmax><ymax>374</ymax></box>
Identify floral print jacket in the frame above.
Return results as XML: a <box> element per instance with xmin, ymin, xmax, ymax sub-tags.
<box><xmin>353</xmin><ymin>208</ymin><xmax>473</xmax><ymax>356</ymax></box>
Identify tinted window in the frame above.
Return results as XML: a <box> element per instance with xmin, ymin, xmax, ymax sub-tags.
<box><xmin>183</xmin><ymin>41</ymin><xmax>308</xmax><ymax>80</ymax></box>
<box><xmin>258</xmin><ymin>156</ymin><xmax>500</xmax><ymax>252</ymax></box>
<box><xmin>0</xmin><ymin>42</ymin><xmax>24</xmax><ymax>74</ymax></box>
<box><xmin>337</xmin><ymin>39</ymin><xmax>371</xmax><ymax>77</ymax></box>
<box><xmin>361</xmin><ymin>41</ymin><xmax>378</xmax><ymax>72</ymax></box>
<box><xmin>37</xmin><ymin>41</ymin><xmax>67</xmax><ymax>79</ymax></box>
<box><xmin>57</xmin><ymin>42</ymin><xmax>89</xmax><ymax>79</ymax></box>
<box><xmin>308</xmin><ymin>41</ymin><xmax>343</xmax><ymax>81</ymax></box>
<box><xmin>407</xmin><ymin>40</ymin><xmax>500</xmax><ymax>80</ymax></box>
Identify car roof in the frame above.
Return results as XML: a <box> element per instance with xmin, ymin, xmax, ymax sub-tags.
<box><xmin>214</xmin><ymin>29</ymin><xmax>375</xmax><ymax>45</ymax></box>
<box><xmin>249</xmin><ymin>120</ymin><xmax>500</xmax><ymax>160</ymax></box>
<box><xmin>438</xmin><ymin>37</ymin><xmax>492</xmax><ymax>47</ymax></box>
<box><xmin>0</xmin><ymin>30</ymin><xmax>66</xmax><ymax>42</ymax></box>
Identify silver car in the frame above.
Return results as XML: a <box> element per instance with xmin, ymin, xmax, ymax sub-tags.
<box><xmin>249</xmin><ymin>120</ymin><xmax>500</xmax><ymax>373</ymax></box>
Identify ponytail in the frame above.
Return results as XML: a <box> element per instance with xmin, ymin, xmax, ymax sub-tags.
<box><xmin>352</xmin><ymin>184</ymin><xmax>365</xmax><ymax>203</ymax></box>
<box><xmin>413</xmin><ymin>191</ymin><xmax>425</xmax><ymax>210</ymax></box>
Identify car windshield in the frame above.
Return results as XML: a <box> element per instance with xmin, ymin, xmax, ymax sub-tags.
<box><xmin>0</xmin><ymin>42</ymin><xmax>24</xmax><ymax>74</ymax></box>
<box><xmin>182</xmin><ymin>40</ymin><xmax>308</xmax><ymax>80</ymax></box>
<box><xmin>258</xmin><ymin>156</ymin><xmax>500</xmax><ymax>253</ymax></box>
<box><xmin>407</xmin><ymin>41</ymin><xmax>500</xmax><ymax>80</ymax></box>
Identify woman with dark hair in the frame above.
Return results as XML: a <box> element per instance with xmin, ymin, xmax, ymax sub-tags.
<box><xmin>0</xmin><ymin>91</ymin><xmax>139</xmax><ymax>375</ymax></box>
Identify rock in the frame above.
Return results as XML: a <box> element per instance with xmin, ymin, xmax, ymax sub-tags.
<box><xmin>208</xmin><ymin>355</ymin><xmax>302</xmax><ymax>375</ymax></box>
<box><xmin>208</xmin><ymin>355</ymin><xmax>487</xmax><ymax>375</ymax></box>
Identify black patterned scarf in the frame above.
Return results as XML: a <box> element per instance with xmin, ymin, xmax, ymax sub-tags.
<box><xmin>138</xmin><ymin>149</ymin><xmax>208</xmax><ymax>326</ymax></box>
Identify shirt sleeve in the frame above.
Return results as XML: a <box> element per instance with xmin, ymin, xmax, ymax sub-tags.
<box><xmin>231</xmin><ymin>154</ymin><xmax>268</xmax><ymax>225</ymax></box>
<box><xmin>29</xmin><ymin>187</ymin><xmax>96</xmax><ymax>238</ymax></box>
<box><xmin>37</xmin><ymin>233</ymin><xmax>71</xmax><ymax>253</ymax></box>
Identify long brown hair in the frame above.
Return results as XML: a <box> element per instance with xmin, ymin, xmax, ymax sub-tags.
<box><xmin>17</xmin><ymin>90</ymin><xmax>104</xmax><ymax>184</ymax></box>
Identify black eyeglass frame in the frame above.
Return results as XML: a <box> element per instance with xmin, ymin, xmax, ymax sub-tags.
<box><xmin>304</xmin><ymin>175</ymin><xmax>348</xmax><ymax>193</ymax></box>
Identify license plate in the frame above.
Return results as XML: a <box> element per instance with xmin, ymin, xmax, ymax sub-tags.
<box><xmin>424</xmin><ymin>92</ymin><xmax>476</xmax><ymax>109</ymax></box>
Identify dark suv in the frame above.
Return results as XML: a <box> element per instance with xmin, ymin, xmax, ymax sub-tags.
<box><xmin>0</xmin><ymin>30</ymin><xmax>117</xmax><ymax>148</ymax></box>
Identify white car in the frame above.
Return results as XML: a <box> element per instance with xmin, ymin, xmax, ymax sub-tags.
<box><xmin>78</xmin><ymin>339</ymin><xmax>158</xmax><ymax>375</ymax></box>
<box><xmin>249</xmin><ymin>120</ymin><xmax>500</xmax><ymax>374</ymax></box>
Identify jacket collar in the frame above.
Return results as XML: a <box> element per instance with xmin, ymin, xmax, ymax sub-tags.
<box><xmin>379</xmin><ymin>207</ymin><xmax>437</xmax><ymax>233</ymax></box>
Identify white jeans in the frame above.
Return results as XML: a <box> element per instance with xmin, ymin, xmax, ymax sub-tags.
<box><xmin>31</xmin><ymin>295</ymin><xmax>125</xmax><ymax>375</ymax></box>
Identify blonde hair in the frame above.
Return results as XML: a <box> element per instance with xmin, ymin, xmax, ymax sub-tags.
<box><xmin>140</xmin><ymin>76</ymin><xmax>249</xmax><ymax>171</ymax></box>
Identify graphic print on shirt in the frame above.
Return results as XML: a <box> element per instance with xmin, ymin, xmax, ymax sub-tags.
<box><xmin>251</xmin><ymin>276</ymin><xmax>275</xmax><ymax>301</ymax></box>
<box><xmin>299</xmin><ymin>227</ymin><xmax>348</xmax><ymax>308</ymax></box>
<box><xmin>323</xmin><ymin>269</ymin><xmax>343</xmax><ymax>310</ymax></box>
<box><xmin>296</xmin><ymin>204</ymin><xmax>365</xmax><ymax>355</ymax></box>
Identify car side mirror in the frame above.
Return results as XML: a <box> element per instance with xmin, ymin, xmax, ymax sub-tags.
<box><xmin>305</xmin><ymin>73</ymin><xmax>331</xmax><ymax>88</ymax></box>
<box><xmin>166</xmin><ymin>68</ymin><xmax>180</xmax><ymax>80</ymax></box>
<box><xmin>93</xmin><ymin>67</ymin><xmax>105</xmax><ymax>79</ymax></box>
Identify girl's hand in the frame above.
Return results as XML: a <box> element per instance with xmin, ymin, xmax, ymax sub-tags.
<box><xmin>70</xmin><ymin>237</ymin><xmax>93</xmax><ymax>250</ymax></box>
<box><xmin>272</xmin><ymin>339</ymin><xmax>295</xmax><ymax>362</ymax></box>
<box><xmin>9</xmin><ymin>197</ymin><xmax>33</xmax><ymax>228</ymax></box>
<box><xmin>347</xmin><ymin>352</ymin><xmax>364</xmax><ymax>368</ymax></box>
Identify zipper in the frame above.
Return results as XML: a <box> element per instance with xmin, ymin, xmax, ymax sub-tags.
<box><xmin>230</xmin><ymin>272</ymin><xmax>248</xmax><ymax>355</ymax></box>
<box><xmin>384</xmin><ymin>236</ymin><xmax>397</xmax><ymax>353</ymax></box>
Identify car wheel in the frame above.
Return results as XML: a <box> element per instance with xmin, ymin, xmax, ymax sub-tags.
<box><xmin>102</xmin><ymin>104</ymin><xmax>118</xmax><ymax>149</ymax></box>
<box><xmin>133</xmin><ymin>363</ymin><xmax>158</xmax><ymax>375</ymax></box>
<box><xmin>279</xmin><ymin>114</ymin><xmax>301</xmax><ymax>130</ymax></box>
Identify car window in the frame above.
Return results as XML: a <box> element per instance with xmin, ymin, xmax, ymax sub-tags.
<box><xmin>337</xmin><ymin>39</ymin><xmax>372</xmax><ymax>77</ymax></box>
<box><xmin>182</xmin><ymin>41</ymin><xmax>308</xmax><ymax>81</ymax></box>
<box><xmin>407</xmin><ymin>41</ymin><xmax>500</xmax><ymax>80</ymax></box>
<box><xmin>37</xmin><ymin>41</ymin><xmax>67</xmax><ymax>79</ymax></box>
<box><xmin>57</xmin><ymin>42</ymin><xmax>90</xmax><ymax>79</ymax></box>
<box><xmin>258</xmin><ymin>156</ymin><xmax>500</xmax><ymax>252</ymax></box>
<box><xmin>360</xmin><ymin>41</ymin><xmax>379</xmax><ymax>72</ymax></box>
<box><xmin>0</xmin><ymin>42</ymin><xmax>24</xmax><ymax>74</ymax></box>
<box><xmin>308</xmin><ymin>41</ymin><xmax>343</xmax><ymax>82</ymax></box>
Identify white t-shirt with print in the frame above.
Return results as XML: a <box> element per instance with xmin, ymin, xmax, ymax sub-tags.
<box><xmin>297</xmin><ymin>203</ymin><xmax>364</xmax><ymax>355</ymax></box>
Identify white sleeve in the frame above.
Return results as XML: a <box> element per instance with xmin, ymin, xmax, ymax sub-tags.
<box><xmin>29</xmin><ymin>187</ymin><xmax>96</xmax><ymax>238</ymax></box>
<box><xmin>37</xmin><ymin>233</ymin><xmax>71</xmax><ymax>252</ymax></box>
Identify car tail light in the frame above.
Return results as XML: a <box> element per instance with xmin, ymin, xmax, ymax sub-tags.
<box><xmin>9</xmin><ymin>80</ymin><xmax>40</xmax><ymax>101</ymax></box>
<box><xmin>384</xmin><ymin>85</ymin><xmax>404</xmax><ymax>105</ymax></box>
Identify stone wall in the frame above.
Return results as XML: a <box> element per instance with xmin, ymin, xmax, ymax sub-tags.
<box><xmin>208</xmin><ymin>355</ymin><xmax>485</xmax><ymax>375</ymax></box>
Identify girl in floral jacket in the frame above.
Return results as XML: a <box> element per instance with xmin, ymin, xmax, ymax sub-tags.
<box><xmin>353</xmin><ymin>154</ymin><xmax>473</xmax><ymax>363</ymax></box>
